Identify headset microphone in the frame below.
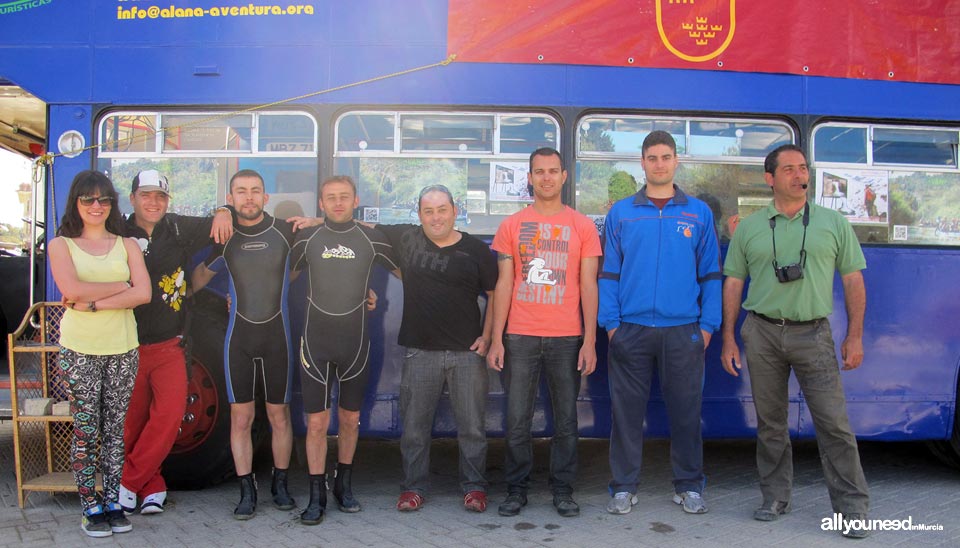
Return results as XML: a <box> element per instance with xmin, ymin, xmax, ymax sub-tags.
<box><xmin>801</xmin><ymin>184</ymin><xmax>808</xmax><ymax>189</ymax></box>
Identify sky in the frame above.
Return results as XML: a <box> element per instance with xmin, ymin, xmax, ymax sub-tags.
<box><xmin>0</xmin><ymin>148</ymin><xmax>39</xmax><ymax>233</ymax></box>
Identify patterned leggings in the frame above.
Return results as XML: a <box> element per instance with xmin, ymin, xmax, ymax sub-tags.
<box><xmin>59</xmin><ymin>347</ymin><xmax>139</xmax><ymax>512</ymax></box>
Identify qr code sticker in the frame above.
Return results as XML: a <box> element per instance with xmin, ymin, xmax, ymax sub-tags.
<box><xmin>363</xmin><ymin>208</ymin><xmax>380</xmax><ymax>223</ymax></box>
<box><xmin>892</xmin><ymin>225</ymin><xmax>908</xmax><ymax>241</ymax></box>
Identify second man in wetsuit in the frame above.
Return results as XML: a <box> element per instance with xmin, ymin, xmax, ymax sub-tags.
<box><xmin>289</xmin><ymin>176</ymin><xmax>399</xmax><ymax>525</ymax></box>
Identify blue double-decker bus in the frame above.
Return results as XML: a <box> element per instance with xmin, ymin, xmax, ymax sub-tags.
<box><xmin>1</xmin><ymin>0</ymin><xmax>958</xmax><ymax>487</ymax></box>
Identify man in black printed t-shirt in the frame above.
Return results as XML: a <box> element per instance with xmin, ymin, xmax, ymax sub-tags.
<box><xmin>376</xmin><ymin>185</ymin><xmax>497</xmax><ymax>514</ymax></box>
<box><xmin>288</xmin><ymin>176</ymin><xmax>399</xmax><ymax>525</ymax></box>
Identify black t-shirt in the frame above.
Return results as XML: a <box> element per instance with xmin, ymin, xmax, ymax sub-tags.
<box><xmin>206</xmin><ymin>214</ymin><xmax>294</xmax><ymax>323</ymax></box>
<box><xmin>378</xmin><ymin>224</ymin><xmax>497</xmax><ymax>351</ymax></box>
<box><xmin>290</xmin><ymin>219</ymin><xmax>399</xmax><ymax>315</ymax></box>
<box><xmin>126</xmin><ymin>213</ymin><xmax>214</xmax><ymax>344</ymax></box>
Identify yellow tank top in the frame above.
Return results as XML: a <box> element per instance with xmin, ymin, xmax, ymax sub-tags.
<box><xmin>58</xmin><ymin>237</ymin><xmax>139</xmax><ymax>354</ymax></box>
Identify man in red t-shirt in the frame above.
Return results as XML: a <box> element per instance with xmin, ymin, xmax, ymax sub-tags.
<box><xmin>487</xmin><ymin>147</ymin><xmax>602</xmax><ymax>518</ymax></box>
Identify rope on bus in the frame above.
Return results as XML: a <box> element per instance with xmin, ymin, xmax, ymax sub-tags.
<box><xmin>30</xmin><ymin>54</ymin><xmax>458</xmax><ymax>172</ymax></box>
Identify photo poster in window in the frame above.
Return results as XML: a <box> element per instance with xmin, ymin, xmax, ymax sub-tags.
<box><xmin>490</xmin><ymin>162</ymin><xmax>532</xmax><ymax>202</ymax></box>
<box><xmin>816</xmin><ymin>169</ymin><xmax>888</xmax><ymax>225</ymax></box>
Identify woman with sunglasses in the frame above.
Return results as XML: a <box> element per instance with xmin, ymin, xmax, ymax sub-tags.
<box><xmin>48</xmin><ymin>170</ymin><xmax>151</xmax><ymax>538</ymax></box>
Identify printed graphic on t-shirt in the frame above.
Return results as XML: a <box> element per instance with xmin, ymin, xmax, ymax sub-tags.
<box><xmin>158</xmin><ymin>266</ymin><xmax>186</xmax><ymax>311</ymax></box>
<box><xmin>516</xmin><ymin>221</ymin><xmax>571</xmax><ymax>305</ymax></box>
<box><xmin>322</xmin><ymin>244</ymin><xmax>356</xmax><ymax>259</ymax></box>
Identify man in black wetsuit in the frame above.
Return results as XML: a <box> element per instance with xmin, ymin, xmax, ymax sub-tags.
<box><xmin>191</xmin><ymin>169</ymin><xmax>296</xmax><ymax>520</ymax></box>
<box><xmin>289</xmin><ymin>175</ymin><xmax>399</xmax><ymax>525</ymax></box>
<box><xmin>120</xmin><ymin>170</ymin><xmax>233</xmax><ymax>516</ymax></box>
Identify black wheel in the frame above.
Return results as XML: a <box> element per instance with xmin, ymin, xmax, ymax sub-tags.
<box><xmin>927</xmin><ymin>378</ymin><xmax>960</xmax><ymax>469</ymax></box>
<box><xmin>162</xmin><ymin>292</ymin><xmax>268</xmax><ymax>489</ymax></box>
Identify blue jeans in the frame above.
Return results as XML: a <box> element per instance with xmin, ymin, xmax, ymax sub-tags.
<box><xmin>400</xmin><ymin>348</ymin><xmax>489</xmax><ymax>495</ymax></box>
<box><xmin>607</xmin><ymin>322</ymin><xmax>706</xmax><ymax>495</ymax></box>
<box><xmin>502</xmin><ymin>334</ymin><xmax>582</xmax><ymax>495</ymax></box>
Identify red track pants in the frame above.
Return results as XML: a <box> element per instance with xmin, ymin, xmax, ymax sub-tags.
<box><xmin>121</xmin><ymin>337</ymin><xmax>187</xmax><ymax>497</ymax></box>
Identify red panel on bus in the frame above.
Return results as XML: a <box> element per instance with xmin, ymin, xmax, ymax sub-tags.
<box><xmin>448</xmin><ymin>0</ymin><xmax>960</xmax><ymax>85</ymax></box>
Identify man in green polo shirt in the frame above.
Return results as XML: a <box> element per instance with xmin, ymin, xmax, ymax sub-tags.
<box><xmin>720</xmin><ymin>144</ymin><xmax>870</xmax><ymax>539</ymax></box>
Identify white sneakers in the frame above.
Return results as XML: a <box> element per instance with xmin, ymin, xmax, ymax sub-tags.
<box><xmin>140</xmin><ymin>491</ymin><xmax>167</xmax><ymax>514</ymax></box>
<box><xmin>119</xmin><ymin>485</ymin><xmax>167</xmax><ymax>515</ymax></box>
<box><xmin>119</xmin><ymin>484</ymin><xmax>137</xmax><ymax>515</ymax></box>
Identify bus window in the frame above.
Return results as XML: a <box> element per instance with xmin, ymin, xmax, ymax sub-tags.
<box><xmin>337</xmin><ymin>113</ymin><xmax>396</xmax><ymax>152</ymax></box>
<box><xmin>872</xmin><ymin>128</ymin><xmax>958</xmax><ymax>167</ymax></box>
<box><xmin>812</xmin><ymin>122</ymin><xmax>960</xmax><ymax>246</ymax></box>
<box><xmin>97</xmin><ymin>111</ymin><xmax>318</xmax><ymax>219</ymax></box>
<box><xmin>334</xmin><ymin>111</ymin><xmax>560</xmax><ymax>236</ymax></box>
<box><xmin>576</xmin><ymin>115</ymin><xmax>794</xmax><ymax>241</ymax></box>
<box><xmin>100</xmin><ymin>114</ymin><xmax>157</xmax><ymax>154</ymax></box>
<box><xmin>813</xmin><ymin>125</ymin><xmax>868</xmax><ymax>164</ymax></box>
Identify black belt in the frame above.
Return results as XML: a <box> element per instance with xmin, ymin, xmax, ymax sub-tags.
<box><xmin>752</xmin><ymin>311</ymin><xmax>822</xmax><ymax>327</ymax></box>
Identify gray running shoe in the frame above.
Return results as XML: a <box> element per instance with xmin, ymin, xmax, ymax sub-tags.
<box><xmin>606</xmin><ymin>492</ymin><xmax>638</xmax><ymax>514</ymax></box>
<box><xmin>672</xmin><ymin>491</ymin><xmax>707</xmax><ymax>514</ymax></box>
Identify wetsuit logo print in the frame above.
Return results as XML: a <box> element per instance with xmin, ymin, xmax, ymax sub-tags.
<box><xmin>321</xmin><ymin>244</ymin><xmax>356</xmax><ymax>259</ymax></box>
<box><xmin>241</xmin><ymin>241</ymin><xmax>269</xmax><ymax>251</ymax></box>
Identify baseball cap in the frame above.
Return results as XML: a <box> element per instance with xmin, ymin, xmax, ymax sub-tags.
<box><xmin>131</xmin><ymin>170</ymin><xmax>170</xmax><ymax>195</ymax></box>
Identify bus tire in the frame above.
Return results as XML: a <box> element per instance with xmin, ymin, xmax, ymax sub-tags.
<box><xmin>161</xmin><ymin>293</ymin><xmax>268</xmax><ymax>490</ymax></box>
<box><xmin>926</xmin><ymin>383</ymin><xmax>960</xmax><ymax>470</ymax></box>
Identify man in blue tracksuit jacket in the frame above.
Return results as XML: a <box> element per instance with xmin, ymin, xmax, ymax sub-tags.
<box><xmin>599</xmin><ymin>130</ymin><xmax>722</xmax><ymax>516</ymax></box>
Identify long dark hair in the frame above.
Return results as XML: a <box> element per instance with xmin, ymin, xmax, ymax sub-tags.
<box><xmin>57</xmin><ymin>170</ymin><xmax>126</xmax><ymax>238</ymax></box>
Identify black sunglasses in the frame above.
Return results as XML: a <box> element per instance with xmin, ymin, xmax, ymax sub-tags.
<box><xmin>78</xmin><ymin>195</ymin><xmax>114</xmax><ymax>206</ymax></box>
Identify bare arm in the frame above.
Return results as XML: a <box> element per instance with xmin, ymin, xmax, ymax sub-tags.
<box><xmin>48</xmin><ymin>237</ymin><xmax>129</xmax><ymax>302</ymax></box>
<box><xmin>486</xmin><ymin>254</ymin><xmax>515</xmax><ymax>371</ymax></box>
<box><xmin>65</xmin><ymin>238</ymin><xmax>152</xmax><ymax>311</ymax></box>
<box><xmin>578</xmin><ymin>256</ymin><xmax>599</xmax><ymax>376</ymax></box>
<box><xmin>840</xmin><ymin>270</ymin><xmax>866</xmax><ymax>370</ymax></box>
<box><xmin>470</xmin><ymin>289</ymin><xmax>496</xmax><ymax>357</ymax></box>
<box><xmin>191</xmin><ymin>262</ymin><xmax>218</xmax><ymax>294</ymax></box>
<box><xmin>720</xmin><ymin>276</ymin><xmax>746</xmax><ymax>377</ymax></box>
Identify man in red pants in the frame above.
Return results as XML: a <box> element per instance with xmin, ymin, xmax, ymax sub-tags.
<box><xmin>119</xmin><ymin>170</ymin><xmax>233</xmax><ymax>514</ymax></box>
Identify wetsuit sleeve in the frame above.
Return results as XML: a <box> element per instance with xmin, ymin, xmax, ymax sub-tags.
<box><xmin>369</xmin><ymin>227</ymin><xmax>400</xmax><ymax>271</ymax></box>
<box><xmin>289</xmin><ymin>229</ymin><xmax>311</xmax><ymax>272</ymax></box>
<box><xmin>696</xmin><ymin>206</ymin><xmax>723</xmax><ymax>333</ymax></box>
<box><xmin>203</xmin><ymin>243</ymin><xmax>226</xmax><ymax>271</ymax></box>
<box><xmin>598</xmin><ymin>204</ymin><xmax>623</xmax><ymax>331</ymax></box>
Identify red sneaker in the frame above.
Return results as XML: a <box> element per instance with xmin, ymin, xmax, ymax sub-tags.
<box><xmin>464</xmin><ymin>491</ymin><xmax>487</xmax><ymax>513</ymax></box>
<box><xmin>396</xmin><ymin>491</ymin><xmax>424</xmax><ymax>512</ymax></box>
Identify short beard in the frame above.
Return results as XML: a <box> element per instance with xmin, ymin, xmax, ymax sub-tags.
<box><xmin>236</xmin><ymin>207</ymin><xmax>263</xmax><ymax>221</ymax></box>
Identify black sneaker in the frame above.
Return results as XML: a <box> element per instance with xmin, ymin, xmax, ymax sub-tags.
<box><xmin>80</xmin><ymin>511</ymin><xmax>112</xmax><ymax>538</ymax></box>
<box><xmin>553</xmin><ymin>493</ymin><xmax>580</xmax><ymax>517</ymax></box>
<box><xmin>106</xmin><ymin>508</ymin><xmax>133</xmax><ymax>533</ymax></box>
<box><xmin>497</xmin><ymin>493</ymin><xmax>527</xmax><ymax>517</ymax></box>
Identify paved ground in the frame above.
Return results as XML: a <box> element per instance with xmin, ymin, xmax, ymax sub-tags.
<box><xmin>1</xmin><ymin>421</ymin><xmax>958</xmax><ymax>547</ymax></box>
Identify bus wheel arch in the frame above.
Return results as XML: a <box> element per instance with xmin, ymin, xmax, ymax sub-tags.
<box><xmin>162</xmin><ymin>293</ymin><xmax>268</xmax><ymax>489</ymax></box>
